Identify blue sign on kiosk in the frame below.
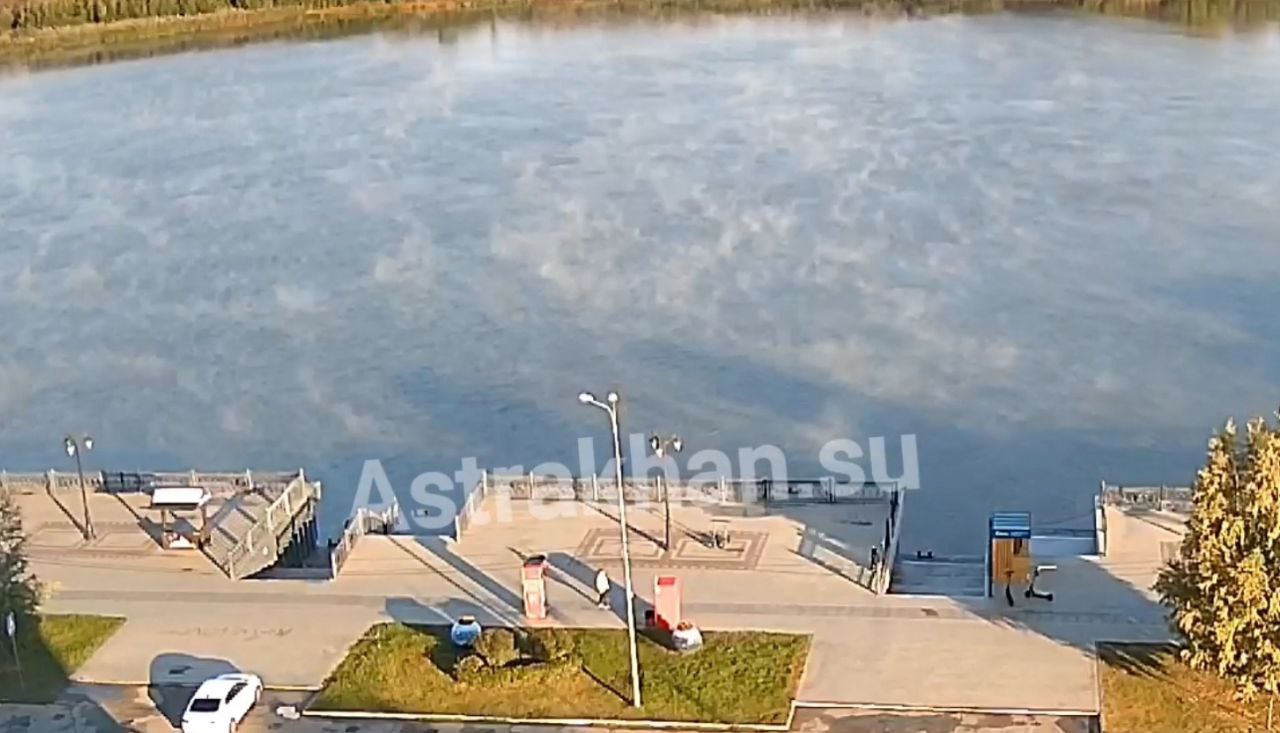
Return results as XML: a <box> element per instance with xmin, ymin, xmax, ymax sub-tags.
<box><xmin>989</xmin><ymin>511</ymin><xmax>1032</xmax><ymax>539</ymax></box>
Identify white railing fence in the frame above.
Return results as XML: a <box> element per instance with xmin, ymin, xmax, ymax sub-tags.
<box><xmin>330</xmin><ymin>502</ymin><xmax>401</xmax><ymax>577</ymax></box>
<box><xmin>0</xmin><ymin>469</ymin><xmax>298</xmax><ymax>496</ymax></box>
<box><xmin>219</xmin><ymin>472</ymin><xmax>321</xmax><ymax>579</ymax></box>
<box><xmin>475</xmin><ymin>473</ymin><xmax>895</xmax><ymax>505</ymax></box>
<box><xmin>1100</xmin><ymin>481</ymin><xmax>1193</xmax><ymax>514</ymax></box>
<box><xmin>873</xmin><ymin>487</ymin><xmax>906</xmax><ymax>595</ymax></box>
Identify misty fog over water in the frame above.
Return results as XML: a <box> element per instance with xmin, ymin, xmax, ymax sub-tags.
<box><xmin>1</xmin><ymin>12</ymin><xmax>1278</xmax><ymax>550</ymax></box>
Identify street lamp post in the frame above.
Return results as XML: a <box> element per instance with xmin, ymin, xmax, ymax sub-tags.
<box><xmin>63</xmin><ymin>435</ymin><xmax>95</xmax><ymax>540</ymax></box>
<box><xmin>577</xmin><ymin>389</ymin><xmax>643</xmax><ymax>709</ymax></box>
<box><xmin>648</xmin><ymin>434</ymin><xmax>683</xmax><ymax>551</ymax></box>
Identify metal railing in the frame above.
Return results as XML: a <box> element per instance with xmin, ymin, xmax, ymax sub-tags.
<box><xmin>0</xmin><ymin>469</ymin><xmax>298</xmax><ymax>496</ymax></box>
<box><xmin>477</xmin><ymin>473</ymin><xmax>897</xmax><ymax>505</ymax></box>
<box><xmin>330</xmin><ymin>502</ymin><xmax>400</xmax><ymax>578</ymax></box>
<box><xmin>1100</xmin><ymin>481</ymin><xmax>1193</xmax><ymax>513</ymax></box>
<box><xmin>219</xmin><ymin>471</ymin><xmax>321</xmax><ymax>579</ymax></box>
<box><xmin>452</xmin><ymin>470</ymin><xmax>491</xmax><ymax>540</ymax></box>
<box><xmin>873</xmin><ymin>487</ymin><xmax>905</xmax><ymax>595</ymax></box>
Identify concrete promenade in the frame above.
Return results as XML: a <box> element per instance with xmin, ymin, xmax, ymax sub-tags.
<box><xmin>25</xmin><ymin>494</ymin><xmax>1173</xmax><ymax>716</ymax></box>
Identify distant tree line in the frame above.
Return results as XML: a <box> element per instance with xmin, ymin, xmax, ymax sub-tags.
<box><xmin>1</xmin><ymin>0</ymin><xmax>395</xmax><ymax>32</ymax></box>
<box><xmin>2</xmin><ymin>0</ymin><xmax>1278</xmax><ymax>42</ymax></box>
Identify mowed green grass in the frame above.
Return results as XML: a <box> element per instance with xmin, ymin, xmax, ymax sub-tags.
<box><xmin>315</xmin><ymin>623</ymin><xmax>810</xmax><ymax>723</ymax></box>
<box><xmin>1100</xmin><ymin>643</ymin><xmax>1274</xmax><ymax>733</ymax></box>
<box><xmin>0</xmin><ymin>614</ymin><xmax>125</xmax><ymax>703</ymax></box>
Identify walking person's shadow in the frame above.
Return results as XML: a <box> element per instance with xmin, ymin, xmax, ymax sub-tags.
<box><xmin>546</xmin><ymin>551</ymin><xmax>652</xmax><ymax>625</ymax></box>
<box><xmin>546</xmin><ymin>551</ymin><xmax>603</xmax><ymax>604</ymax></box>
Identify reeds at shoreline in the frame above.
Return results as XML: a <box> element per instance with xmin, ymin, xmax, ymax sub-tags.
<box><xmin>2</xmin><ymin>0</ymin><xmax>1277</xmax><ymax>71</ymax></box>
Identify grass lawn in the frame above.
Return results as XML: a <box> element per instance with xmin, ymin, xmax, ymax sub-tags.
<box><xmin>0</xmin><ymin>614</ymin><xmax>125</xmax><ymax>704</ymax></box>
<box><xmin>314</xmin><ymin>623</ymin><xmax>810</xmax><ymax>724</ymax></box>
<box><xmin>1099</xmin><ymin>642</ymin><xmax>1275</xmax><ymax>733</ymax></box>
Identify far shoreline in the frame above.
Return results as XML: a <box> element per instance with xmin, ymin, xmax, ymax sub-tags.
<box><xmin>3</xmin><ymin>0</ymin><xmax>1276</xmax><ymax>73</ymax></box>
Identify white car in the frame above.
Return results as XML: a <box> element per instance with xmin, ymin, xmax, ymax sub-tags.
<box><xmin>181</xmin><ymin>673</ymin><xmax>262</xmax><ymax>733</ymax></box>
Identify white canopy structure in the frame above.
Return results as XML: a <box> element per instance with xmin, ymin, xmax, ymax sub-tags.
<box><xmin>149</xmin><ymin>486</ymin><xmax>212</xmax><ymax>550</ymax></box>
<box><xmin>150</xmin><ymin>486</ymin><xmax>212</xmax><ymax>510</ymax></box>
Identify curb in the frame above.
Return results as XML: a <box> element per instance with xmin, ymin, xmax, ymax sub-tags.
<box><xmin>68</xmin><ymin>677</ymin><xmax>320</xmax><ymax>693</ymax></box>
<box><xmin>303</xmin><ymin>703</ymin><xmax>796</xmax><ymax>731</ymax></box>
<box><xmin>791</xmin><ymin>700</ymin><xmax>1098</xmax><ymax>717</ymax></box>
<box><xmin>1094</xmin><ymin>642</ymin><xmax>1107</xmax><ymax>733</ymax></box>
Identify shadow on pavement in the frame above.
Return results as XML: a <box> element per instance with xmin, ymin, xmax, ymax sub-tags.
<box><xmin>147</xmin><ymin>653</ymin><xmax>238</xmax><ymax>727</ymax></box>
<box><xmin>0</xmin><ymin>689</ymin><xmax>129</xmax><ymax>733</ymax></box>
<box><xmin>109</xmin><ymin>493</ymin><xmax>165</xmax><ymax>547</ymax></box>
<box><xmin>414</xmin><ymin>536</ymin><xmax>524</xmax><ymax>621</ymax></box>
<box><xmin>547</xmin><ymin>548</ymin><xmax>651</xmax><ymax>625</ymax></box>
<box><xmin>794</xmin><ymin>524</ymin><xmax>873</xmax><ymax>589</ymax></box>
<box><xmin>546</xmin><ymin>550</ymin><xmax>604</xmax><ymax>604</ymax></box>
<box><xmin>385</xmin><ymin>595</ymin><xmax>494</xmax><ymax>626</ymax></box>
<box><xmin>0</xmin><ymin>614</ymin><xmax>125</xmax><ymax>732</ymax></box>
<box><xmin>1096</xmin><ymin>641</ymin><xmax>1175</xmax><ymax>678</ymax></box>
<box><xmin>46</xmin><ymin>491</ymin><xmax>89</xmax><ymax>539</ymax></box>
<box><xmin>954</xmin><ymin>553</ymin><xmax>1169</xmax><ymax>657</ymax></box>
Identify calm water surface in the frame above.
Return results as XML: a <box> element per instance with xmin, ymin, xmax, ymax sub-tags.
<box><xmin>1</xmin><ymin>12</ymin><xmax>1278</xmax><ymax>550</ymax></box>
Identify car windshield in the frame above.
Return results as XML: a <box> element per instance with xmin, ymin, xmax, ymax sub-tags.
<box><xmin>189</xmin><ymin>698</ymin><xmax>221</xmax><ymax>712</ymax></box>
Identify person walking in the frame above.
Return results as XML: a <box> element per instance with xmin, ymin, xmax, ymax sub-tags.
<box><xmin>594</xmin><ymin>568</ymin><xmax>611</xmax><ymax>609</ymax></box>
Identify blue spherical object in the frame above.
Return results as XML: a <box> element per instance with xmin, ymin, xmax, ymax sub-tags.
<box><xmin>450</xmin><ymin>616</ymin><xmax>482</xmax><ymax>647</ymax></box>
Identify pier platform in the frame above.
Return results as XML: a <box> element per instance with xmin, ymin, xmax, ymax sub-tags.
<box><xmin>5</xmin><ymin>469</ymin><xmax>322</xmax><ymax>580</ymax></box>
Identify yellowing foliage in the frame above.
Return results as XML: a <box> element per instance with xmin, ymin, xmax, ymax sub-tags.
<box><xmin>1157</xmin><ymin>416</ymin><xmax>1280</xmax><ymax>722</ymax></box>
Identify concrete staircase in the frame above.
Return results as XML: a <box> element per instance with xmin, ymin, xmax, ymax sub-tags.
<box><xmin>889</xmin><ymin>555</ymin><xmax>987</xmax><ymax>597</ymax></box>
<box><xmin>204</xmin><ymin>476</ymin><xmax>322</xmax><ymax>579</ymax></box>
<box><xmin>202</xmin><ymin>491</ymin><xmax>274</xmax><ymax>574</ymax></box>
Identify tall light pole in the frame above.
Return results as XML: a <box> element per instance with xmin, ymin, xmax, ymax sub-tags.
<box><xmin>648</xmin><ymin>434</ymin><xmax>682</xmax><ymax>551</ymax></box>
<box><xmin>578</xmin><ymin>389</ymin><xmax>642</xmax><ymax>709</ymax></box>
<box><xmin>63</xmin><ymin>435</ymin><xmax>95</xmax><ymax>540</ymax></box>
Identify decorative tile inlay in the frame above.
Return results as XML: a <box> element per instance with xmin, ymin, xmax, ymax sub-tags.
<box><xmin>575</xmin><ymin>527</ymin><xmax>767</xmax><ymax>570</ymax></box>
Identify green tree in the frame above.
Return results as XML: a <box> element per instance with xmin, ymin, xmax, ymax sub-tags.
<box><xmin>1156</xmin><ymin>416</ymin><xmax>1280</xmax><ymax>729</ymax></box>
<box><xmin>0</xmin><ymin>488</ymin><xmax>40</xmax><ymax>621</ymax></box>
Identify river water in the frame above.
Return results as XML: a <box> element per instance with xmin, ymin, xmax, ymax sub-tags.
<box><xmin>1</xmin><ymin>11</ymin><xmax>1278</xmax><ymax>551</ymax></box>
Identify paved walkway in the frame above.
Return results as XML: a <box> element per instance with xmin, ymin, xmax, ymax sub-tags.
<box><xmin>70</xmin><ymin>604</ymin><xmax>377</xmax><ymax>688</ymax></box>
<box><xmin>791</xmin><ymin>708</ymin><xmax>1094</xmax><ymax>733</ymax></box>
<box><xmin>30</xmin><ymin>502</ymin><xmax>1171</xmax><ymax>713</ymax></box>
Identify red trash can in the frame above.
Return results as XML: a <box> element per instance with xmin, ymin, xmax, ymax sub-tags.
<box><xmin>522</xmin><ymin>554</ymin><xmax>548</xmax><ymax>620</ymax></box>
<box><xmin>654</xmin><ymin>575</ymin><xmax>682</xmax><ymax>631</ymax></box>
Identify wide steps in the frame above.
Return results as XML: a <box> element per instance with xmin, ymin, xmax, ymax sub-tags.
<box><xmin>890</xmin><ymin>556</ymin><xmax>987</xmax><ymax>597</ymax></box>
<box><xmin>202</xmin><ymin>492</ymin><xmax>273</xmax><ymax>568</ymax></box>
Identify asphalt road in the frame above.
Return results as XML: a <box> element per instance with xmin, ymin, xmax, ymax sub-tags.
<box><xmin>0</xmin><ymin>685</ymin><xmax>321</xmax><ymax>733</ymax></box>
<box><xmin>0</xmin><ymin>685</ymin><xmax>1096</xmax><ymax>733</ymax></box>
